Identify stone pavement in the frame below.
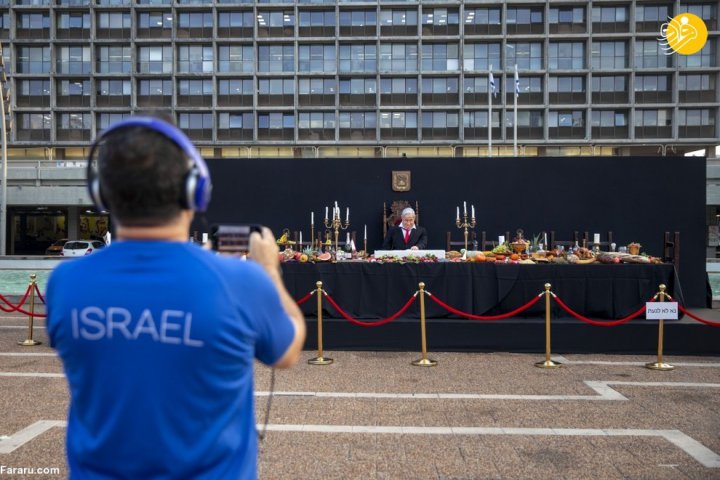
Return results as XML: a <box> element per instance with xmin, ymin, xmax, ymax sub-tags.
<box><xmin>1</xmin><ymin>311</ymin><xmax>720</xmax><ymax>479</ymax></box>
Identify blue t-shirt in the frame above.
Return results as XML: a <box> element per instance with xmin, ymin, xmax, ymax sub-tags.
<box><xmin>47</xmin><ymin>241</ymin><xmax>296</xmax><ymax>480</ymax></box>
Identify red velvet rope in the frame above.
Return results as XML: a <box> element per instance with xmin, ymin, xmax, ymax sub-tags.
<box><xmin>0</xmin><ymin>285</ymin><xmax>32</xmax><ymax>313</ymax></box>
<box><xmin>323</xmin><ymin>293</ymin><xmax>417</xmax><ymax>327</ymax></box>
<box><xmin>552</xmin><ymin>295</ymin><xmax>650</xmax><ymax>327</ymax></box>
<box><xmin>295</xmin><ymin>291</ymin><xmax>314</xmax><ymax>306</ymax></box>
<box><xmin>34</xmin><ymin>284</ymin><xmax>46</xmax><ymax>305</ymax></box>
<box><xmin>427</xmin><ymin>293</ymin><xmax>542</xmax><ymax>321</ymax></box>
<box><xmin>678</xmin><ymin>305</ymin><xmax>720</xmax><ymax>327</ymax></box>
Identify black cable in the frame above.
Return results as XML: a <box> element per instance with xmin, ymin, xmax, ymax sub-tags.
<box><xmin>257</xmin><ymin>367</ymin><xmax>276</xmax><ymax>443</ymax></box>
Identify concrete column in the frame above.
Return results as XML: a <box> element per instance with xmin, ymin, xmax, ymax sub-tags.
<box><xmin>67</xmin><ymin>206</ymin><xmax>79</xmax><ymax>240</ymax></box>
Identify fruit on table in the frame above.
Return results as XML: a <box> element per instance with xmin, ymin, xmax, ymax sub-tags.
<box><xmin>317</xmin><ymin>252</ymin><xmax>332</xmax><ymax>262</ymax></box>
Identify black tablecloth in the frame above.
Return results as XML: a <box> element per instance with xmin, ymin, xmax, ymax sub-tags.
<box><xmin>281</xmin><ymin>262</ymin><xmax>683</xmax><ymax>320</ymax></box>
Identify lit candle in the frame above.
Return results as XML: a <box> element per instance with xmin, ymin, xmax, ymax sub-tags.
<box><xmin>311</xmin><ymin>212</ymin><xmax>314</xmax><ymax>224</ymax></box>
<box><xmin>364</xmin><ymin>224</ymin><xmax>367</xmax><ymax>240</ymax></box>
<box><xmin>335</xmin><ymin>201</ymin><xmax>339</xmax><ymax>210</ymax></box>
<box><xmin>456</xmin><ymin>206</ymin><xmax>460</xmax><ymax>221</ymax></box>
<box><xmin>499</xmin><ymin>235</ymin><xmax>505</xmax><ymax>244</ymax></box>
<box><xmin>346</xmin><ymin>207</ymin><xmax>349</xmax><ymax>223</ymax></box>
<box><xmin>471</xmin><ymin>205</ymin><xmax>475</xmax><ymax>218</ymax></box>
<box><xmin>325</xmin><ymin>206</ymin><xmax>328</xmax><ymax>220</ymax></box>
<box><xmin>464</xmin><ymin>201</ymin><xmax>467</xmax><ymax>216</ymax></box>
<box><xmin>544</xmin><ymin>232</ymin><xmax>548</xmax><ymax>246</ymax></box>
<box><xmin>300</xmin><ymin>231</ymin><xmax>303</xmax><ymax>245</ymax></box>
<box><xmin>594</xmin><ymin>233</ymin><xmax>600</xmax><ymax>244</ymax></box>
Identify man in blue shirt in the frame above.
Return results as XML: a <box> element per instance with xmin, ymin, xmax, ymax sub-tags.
<box><xmin>47</xmin><ymin>115</ymin><xmax>305</xmax><ymax>479</ymax></box>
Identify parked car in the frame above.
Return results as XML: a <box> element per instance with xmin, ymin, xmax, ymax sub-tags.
<box><xmin>45</xmin><ymin>238</ymin><xmax>69</xmax><ymax>256</ymax></box>
<box><xmin>61</xmin><ymin>240</ymin><xmax>106</xmax><ymax>257</ymax></box>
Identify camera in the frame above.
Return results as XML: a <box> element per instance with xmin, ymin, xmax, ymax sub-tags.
<box><xmin>211</xmin><ymin>224</ymin><xmax>263</xmax><ymax>255</ymax></box>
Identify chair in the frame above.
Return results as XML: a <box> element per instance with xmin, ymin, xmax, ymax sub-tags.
<box><xmin>480</xmin><ymin>231</ymin><xmax>511</xmax><ymax>250</ymax></box>
<box><xmin>446</xmin><ymin>231</ymin><xmax>477</xmax><ymax>251</ymax></box>
<box><xmin>579</xmin><ymin>231</ymin><xmax>614</xmax><ymax>249</ymax></box>
<box><xmin>294</xmin><ymin>230</ymin><xmax>356</xmax><ymax>250</ymax></box>
<box><xmin>383</xmin><ymin>200</ymin><xmax>419</xmax><ymax>238</ymax></box>
<box><xmin>549</xmin><ymin>231</ymin><xmax>581</xmax><ymax>250</ymax></box>
<box><xmin>663</xmin><ymin>231</ymin><xmax>680</xmax><ymax>271</ymax></box>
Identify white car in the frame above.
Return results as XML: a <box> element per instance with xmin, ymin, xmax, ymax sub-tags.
<box><xmin>61</xmin><ymin>240</ymin><xmax>106</xmax><ymax>257</ymax></box>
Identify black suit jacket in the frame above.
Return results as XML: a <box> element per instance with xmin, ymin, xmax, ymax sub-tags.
<box><xmin>382</xmin><ymin>226</ymin><xmax>428</xmax><ymax>250</ymax></box>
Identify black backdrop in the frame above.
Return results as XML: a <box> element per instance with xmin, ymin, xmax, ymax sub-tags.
<box><xmin>197</xmin><ymin>156</ymin><xmax>706</xmax><ymax>307</ymax></box>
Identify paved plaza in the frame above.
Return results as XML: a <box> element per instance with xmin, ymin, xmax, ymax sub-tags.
<box><xmin>1</xmin><ymin>309</ymin><xmax>720</xmax><ymax>479</ymax></box>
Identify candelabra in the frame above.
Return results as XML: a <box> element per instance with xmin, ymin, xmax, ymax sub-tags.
<box><xmin>455</xmin><ymin>206</ymin><xmax>476</xmax><ymax>252</ymax></box>
<box><xmin>324</xmin><ymin>206</ymin><xmax>350</xmax><ymax>257</ymax></box>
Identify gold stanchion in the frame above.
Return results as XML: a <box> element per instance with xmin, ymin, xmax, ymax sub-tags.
<box><xmin>645</xmin><ymin>284</ymin><xmax>674</xmax><ymax>371</ymax></box>
<box><xmin>535</xmin><ymin>283</ymin><xmax>560</xmax><ymax>368</ymax></box>
<box><xmin>412</xmin><ymin>282</ymin><xmax>437</xmax><ymax>367</ymax></box>
<box><xmin>18</xmin><ymin>273</ymin><xmax>41</xmax><ymax>347</ymax></box>
<box><xmin>308</xmin><ymin>281</ymin><xmax>333</xmax><ymax>365</ymax></box>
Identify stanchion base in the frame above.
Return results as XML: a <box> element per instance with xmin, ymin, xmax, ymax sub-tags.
<box><xmin>645</xmin><ymin>362</ymin><xmax>674</xmax><ymax>371</ymax></box>
<box><xmin>411</xmin><ymin>358</ymin><xmax>438</xmax><ymax>367</ymax></box>
<box><xmin>308</xmin><ymin>356</ymin><xmax>334</xmax><ymax>365</ymax></box>
<box><xmin>18</xmin><ymin>339</ymin><xmax>42</xmax><ymax>346</ymax></box>
<box><xmin>534</xmin><ymin>360</ymin><xmax>561</xmax><ymax>369</ymax></box>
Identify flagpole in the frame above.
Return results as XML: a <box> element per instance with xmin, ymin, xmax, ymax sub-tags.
<box><xmin>488</xmin><ymin>65</ymin><xmax>492</xmax><ymax>158</ymax></box>
<box><xmin>513</xmin><ymin>64</ymin><xmax>518</xmax><ymax>157</ymax></box>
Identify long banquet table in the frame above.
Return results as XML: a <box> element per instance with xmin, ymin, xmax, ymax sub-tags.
<box><xmin>281</xmin><ymin>262</ymin><xmax>683</xmax><ymax>320</ymax></box>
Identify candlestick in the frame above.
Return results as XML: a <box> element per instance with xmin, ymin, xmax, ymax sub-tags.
<box><xmin>455</xmin><ymin>201</ymin><xmax>477</xmax><ymax>252</ymax></box>
<box><xmin>324</xmin><ymin>201</ymin><xmax>350</xmax><ymax>260</ymax></box>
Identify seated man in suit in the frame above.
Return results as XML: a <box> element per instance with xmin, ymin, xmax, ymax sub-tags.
<box><xmin>382</xmin><ymin>207</ymin><xmax>428</xmax><ymax>250</ymax></box>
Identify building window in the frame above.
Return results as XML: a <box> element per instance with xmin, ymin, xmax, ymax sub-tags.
<box><xmin>56</xmin><ymin>46</ymin><xmax>91</xmax><ymax>74</ymax></box>
<box><xmin>15</xmin><ymin>0</ymin><xmax>49</xmax><ymax>4</ymax></box>
<box><xmin>178</xmin><ymin>113</ymin><xmax>214</xmax><ymax>141</ymax></box>
<box><xmin>421</xmin><ymin>111</ymin><xmax>459</xmax><ymax>140</ymax></box>
<box><xmin>257</xmin><ymin>10</ymin><xmax>295</xmax><ymax>37</ymax></box>
<box><xmin>548</xmin><ymin>110</ymin><xmax>585</xmax><ymax>139</ymax></box>
<box><xmin>679</xmin><ymin>73</ymin><xmax>715</xmax><ymax>102</ymax></box>
<box><xmin>379</xmin><ymin>43</ymin><xmax>418</xmax><ymax>72</ymax></box>
<box><xmin>421</xmin><ymin>8</ymin><xmax>459</xmax><ymax>36</ymax></box>
<box><xmin>591</xmin><ymin>75</ymin><xmax>628</xmax><ymax>103</ymax></box>
<box><xmin>258</xmin><ymin>44</ymin><xmax>294</xmax><ymax>72</ymax></box>
<box><xmin>96</xmin><ymin>12</ymin><xmax>130</xmax><ymax>39</ymax></box>
<box><xmin>463</xmin><ymin>43</ymin><xmax>501</xmax><ymax>71</ymax></box>
<box><xmin>177</xmin><ymin>12</ymin><xmax>213</xmax><ymax>38</ymax></box>
<box><xmin>137</xmin><ymin>79</ymin><xmax>173</xmax><ymax>107</ymax></box>
<box><xmin>257</xmin><ymin>112</ymin><xmax>295</xmax><ymax>141</ymax></box>
<box><xmin>421</xmin><ymin>77</ymin><xmax>458</xmax><ymax>105</ymax></box>
<box><xmin>463</xmin><ymin>8</ymin><xmax>501</xmax><ymax>35</ymax></box>
<box><xmin>218</xmin><ymin>45</ymin><xmax>254</xmax><ymax>73</ymax></box>
<box><xmin>258</xmin><ymin>78</ymin><xmax>295</xmax><ymax>106</ymax></box>
<box><xmin>298</xmin><ymin>10</ymin><xmax>335</xmax><ymax>36</ymax></box>
<box><xmin>17</xmin><ymin>79</ymin><xmax>50</xmax><ymax>107</ymax></box>
<box><xmin>635</xmin><ymin>109</ymin><xmax>672</xmax><ymax>138</ymax></box>
<box><xmin>16</xmin><ymin>13</ymin><xmax>50</xmax><ymax>38</ymax></box>
<box><xmin>298</xmin><ymin>112</ymin><xmax>336</xmax><ymax>140</ymax></box>
<box><xmin>56</xmin><ymin>79</ymin><xmax>91</xmax><ymax>107</ymax></box>
<box><xmin>96</xmin><ymin>46</ymin><xmax>132</xmax><ymax>74</ymax></box>
<box><xmin>299</xmin><ymin>44</ymin><xmax>336</xmax><ymax>72</ymax></box>
<box><xmin>463</xmin><ymin>77</ymin><xmax>494</xmax><ymax>105</ymax></box>
<box><xmin>549</xmin><ymin>76</ymin><xmax>585</xmax><ymax>104</ymax></box>
<box><xmin>678</xmin><ymin>40</ymin><xmax>715</xmax><ymax>68</ymax></box>
<box><xmin>549</xmin><ymin>6</ymin><xmax>585</xmax><ymax>33</ymax></box>
<box><xmin>339</xmin><ymin>111</ymin><xmax>376</xmax><ymax>140</ymax></box>
<box><xmin>379</xmin><ymin>111</ymin><xmax>417</xmax><ymax>140</ymax></box>
<box><xmin>57</xmin><ymin>113</ymin><xmax>92</xmax><ymax>142</ymax></box>
<box><xmin>218</xmin><ymin>11</ymin><xmax>254</xmax><ymax>37</ymax></box>
<box><xmin>512</xmin><ymin>76</ymin><xmax>543</xmax><ymax>104</ymax></box>
<box><xmin>684</xmin><ymin>3</ymin><xmax>717</xmax><ymax>30</ymax></box>
<box><xmin>17</xmin><ymin>113</ymin><xmax>51</xmax><ymax>141</ymax></box>
<box><xmin>421</xmin><ymin>43</ymin><xmax>459</xmax><ymax>71</ymax></box>
<box><xmin>591</xmin><ymin>41</ymin><xmax>627</xmax><ymax>69</ymax></box>
<box><xmin>137</xmin><ymin>46</ymin><xmax>173</xmax><ymax>74</ymax></box>
<box><xmin>177</xmin><ymin>45</ymin><xmax>213</xmax><ymax>73</ymax></box>
<box><xmin>96</xmin><ymin>79</ymin><xmax>131</xmax><ymax>107</ymax></box>
<box><xmin>16</xmin><ymin>46</ymin><xmax>50</xmax><ymax>74</ymax></box>
<box><xmin>97</xmin><ymin>0</ymin><xmax>130</xmax><ymax>4</ymax></box>
<box><xmin>591</xmin><ymin>110</ymin><xmax>628</xmax><ymax>139</ymax></box>
<box><xmin>137</xmin><ymin>11</ymin><xmax>173</xmax><ymax>38</ymax></box>
<box><xmin>636</xmin><ymin>4</ymin><xmax>672</xmax><ymax>32</ymax></box>
<box><xmin>340</xmin><ymin>77</ymin><xmax>377</xmax><ymax>106</ymax></box>
<box><xmin>339</xmin><ymin>10</ymin><xmax>376</xmax><ymax>36</ymax></box>
<box><xmin>97</xmin><ymin>113</ymin><xmax>130</xmax><ymax>131</ymax></box>
<box><xmin>379</xmin><ymin>77</ymin><xmax>416</xmax><ymax>106</ymax></box>
<box><xmin>177</xmin><ymin>79</ymin><xmax>213</xmax><ymax>107</ymax></box>
<box><xmin>548</xmin><ymin>42</ymin><xmax>585</xmax><ymax>70</ymax></box>
<box><xmin>339</xmin><ymin>44</ymin><xmax>376</xmax><ymax>73</ymax></box>
<box><xmin>218</xmin><ymin>79</ymin><xmax>254</xmax><ymax>106</ymax></box>
<box><xmin>505</xmin><ymin>110</ymin><xmax>544</xmax><ymax>139</ymax></box>
<box><xmin>463</xmin><ymin>110</ymin><xmax>500</xmax><ymax>139</ymax></box>
<box><xmin>506</xmin><ymin>42</ymin><xmax>543</xmax><ymax>70</ymax></box>
<box><xmin>218</xmin><ymin>112</ymin><xmax>254</xmax><ymax>141</ymax></box>
<box><xmin>506</xmin><ymin>7</ymin><xmax>543</xmax><ymax>34</ymax></box>
<box><xmin>634</xmin><ymin>41</ymin><xmax>672</xmax><ymax>69</ymax></box>
<box><xmin>57</xmin><ymin>12</ymin><xmax>90</xmax><ymax>39</ymax></box>
<box><xmin>137</xmin><ymin>0</ymin><xmax>170</xmax><ymax>4</ymax></box>
<box><xmin>634</xmin><ymin>74</ymin><xmax>672</xmax><ymax>103</ymax></box>
<box><xmin>0</xmin><ymin>12</ymin><xmax>9</xmax><ymax>39</ymax></box>
<box><xmin>678</xmin><ymin>108</ymin><xmax>716</xmax><ymax>138</ymax></box>
<box><xmin>379</xmin><ymin>9</ymin><xmax>418</xmax><ymax>36</ymax></box>
<box><xmin>591</xmin><ymin>6</ymin><xmax>628</xmax><ymax>33</ymax></box>
<box><xmin>299</xmin><ymin>78</ymin><xmax>336</xmax><ymax>106</ymax></box>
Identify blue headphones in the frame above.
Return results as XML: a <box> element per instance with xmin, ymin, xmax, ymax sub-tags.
<box><xmin>87</xmin><ymin>117</ymin><xmax>212</xmax><ymax>213</ymax></box>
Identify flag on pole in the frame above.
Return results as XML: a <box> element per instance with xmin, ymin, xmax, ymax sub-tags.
<box><xmin>489</xmin><ymin>71</ymin><xmax>497</xmax><ymax>98</ymax></box>
<box><xmin>514</xmin><ymin>64</ymin><xmax>520</xmax><ymax>97</ymax></box>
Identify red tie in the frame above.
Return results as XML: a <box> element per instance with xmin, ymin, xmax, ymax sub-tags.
<box><xmin>404</xmin><ymin>229</ymin><xmax>410</xmax><ymax>244</ymax></box>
